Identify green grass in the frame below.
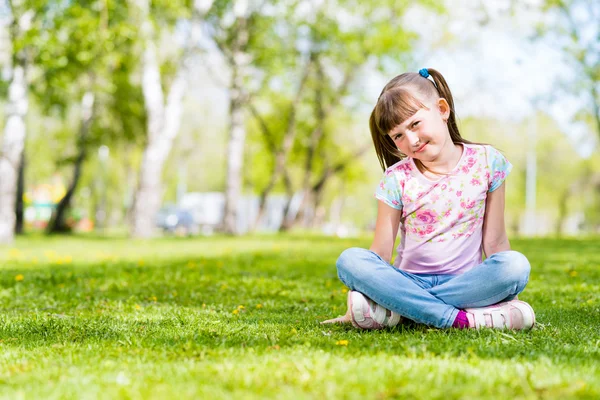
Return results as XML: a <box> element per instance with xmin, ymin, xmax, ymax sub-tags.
<box><xmin>0</xmin><ymin>235</ymin><xmax>599</xmax><ymax>399</ymax></box>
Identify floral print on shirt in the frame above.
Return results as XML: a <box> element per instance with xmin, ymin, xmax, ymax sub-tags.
<box><xmin>374</xmin><ymin>144</ymin><xmax>512</xmax><ymax>244</ymax></box>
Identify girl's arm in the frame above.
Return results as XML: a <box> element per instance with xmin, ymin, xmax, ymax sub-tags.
<box><xmin>482</xmin><ymin>182</ymin><xmax>511</xmax><ymax>257</ymax></box>
<box><xmin>370</xmin><ymin>200</ymin><xmax>402</xmax><ymax>263</ymax></box>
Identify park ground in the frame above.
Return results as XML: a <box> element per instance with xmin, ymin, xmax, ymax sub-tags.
<box><xmin>0</xmin><ymin>234</ymin><xmax>599</xmax><ymax>399</ymax></box>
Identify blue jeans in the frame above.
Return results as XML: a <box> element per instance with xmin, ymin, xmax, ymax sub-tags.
<box><xmin>336</xmin><ymin>248</ymin><xmax>531</xmax><ymax>328</ymax></box>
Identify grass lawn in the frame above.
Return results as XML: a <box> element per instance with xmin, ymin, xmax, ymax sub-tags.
<box><xmin>0</xmin><ymin>234</ymin><xmax>599</xmax><ymax>399</ymax></box>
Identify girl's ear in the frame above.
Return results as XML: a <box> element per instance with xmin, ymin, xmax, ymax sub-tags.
<box><xmin>437</xmin><ymin>98</ymin><xmax>451</xmax><ymax>121</ymax></box>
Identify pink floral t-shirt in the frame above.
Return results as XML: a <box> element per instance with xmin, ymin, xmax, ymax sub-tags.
<box><xmin>375</xmin><ymin>144</ymin><xmax>512</xmax><ymax>275</ymax></box>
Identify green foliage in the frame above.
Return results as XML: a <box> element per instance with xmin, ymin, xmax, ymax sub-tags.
<box><xmin>151</xmin><ymin>0</ymin><xmax>193</xmax><ymax>27</ymax></box>
<box><xmin>538</xmin><ymin>0</ymin><xmax>600</xmax><ymax>140</ymax></box>
<box><xmin>0</xmin><ymin>235</ymin><xmax>599</xmax><ymax>397</ymax></box>
<box><xmin>243</xmin><ymin>0</ymin><xmax>446</xmax><ymax>207</ymax></box>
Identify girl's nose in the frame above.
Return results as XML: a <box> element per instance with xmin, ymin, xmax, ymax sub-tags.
<box><xmin>406</xmin><ymin>131</ymin><xmax>420</xmax><ymax>147</ymax></box>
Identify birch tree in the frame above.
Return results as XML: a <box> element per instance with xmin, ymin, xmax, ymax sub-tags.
<box><xmin>130</xmin><ymin>0</ymin><xmax>210</xmax><ymax>238</ymax></box>
<box><xmin>0</xmin><ymin>1</ymin><xmax>36</xmax><ymax>244</ymax></box>
<box><xmin>204</xmin><ymin>0</ymin><xmax>281</xmax><ymax>234</ymax></box>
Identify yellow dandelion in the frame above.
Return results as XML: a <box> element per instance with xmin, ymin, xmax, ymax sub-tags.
<box><xmin>44</xmin><ymin>250</ymin><xmax>58</xmax><ymax>259</ymax></box>
<box><xmin>341</xmin><ymin>288</ymin><xmax>348</xmax><ymax>294</ymax></box>
<box><xmin>570</xmin><ymin>270</ymin><xmax>578</xmax><ymax>277</ymax></box>
<box><xmin>150</xmin><ymin>296</ymin><xmax>157</xmax><ymax>302</ymax></box>
<box><xmin>135</xmin><ymin>304</ymin><xmax>141</xmax><ymax>310</ymax></box>
<box><xmin>8</xmin><ymin>248</ymin><xmax>22</xmax><ymax>258</ymax></box>
<box><xmin>15</xmin><ymin>274</ymin><xmax>24</xmax><ymax>282</ymax></box>
<box><xmin>336</xmin><ymin>340</ymin><xmax>349</xmax><ymax>346</ymax></box>
<box><xmin>237</xmin><ymin>305</ymin><xmax>245</xmax><ymax>310</ymax></box>
<box><xmin>138</xmin><ymin>260</ymin><xmax>145</xmax><ymax>267</ymax></box>
<box><xmin>256</xmin><ymin>304</ymin><xmax>263</xmax><ymax>309</ymax></box>
<box><xmin>63</xmin><ymin>256</ymin><xmax>72</xmax><ymax>264</ymax></box>
<box><xmin>202</xmin><ymin>303</ymin><xmax>206</xmax><ymax>308</ymax></box>
<box><xmin>232</xmin><ymin>309</ymin><xmax>239</xmax><ymax>315</ymax></box>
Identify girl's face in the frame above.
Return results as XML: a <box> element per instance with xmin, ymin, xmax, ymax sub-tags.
<box><xmin>387</xmin><ymin>98</ymin><xmax>451</xmax><ymax>161</ymax></box>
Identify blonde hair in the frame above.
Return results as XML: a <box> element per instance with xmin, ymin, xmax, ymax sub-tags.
<box><xmin>369</xmin><ymin>68</ymin><xmax>473</xmax><ymax>171</ymax></box>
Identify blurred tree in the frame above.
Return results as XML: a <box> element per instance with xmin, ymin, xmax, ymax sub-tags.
<box><xmin>0</xmin><ymin>0</ymin><xmax>40</xmax><ymax>244</ymax></box>
<box><xmin>129</xmin><ymin>0</ymin><xmax>206</xmax><ymax>238</ymax></box>
<box><xmin>204</xmin><ymin>0</ymin><xmax>271</xmax><ymax>235</ymax></box>
<box><xmin>248</xmin><ymin>0</ymin><xmax>441</xmax><ymax>231</ymax></box>
<box><xmin>539</xmin><ymin>0</ymin><xmax>600</xmax><ymax>231</ymax></box>
<box><xmin>540</xmin><ymin>0</ymin><xmax>599</xmax><ymax>140</ymax></box>
<box><xmin>39</xmin><ymin>1</ymin><xmax>143</xmax><ymax>233</ymax></box>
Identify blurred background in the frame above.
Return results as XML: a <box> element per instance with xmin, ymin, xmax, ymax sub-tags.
<box><xmin>0</xmin><ymin>0</ymin><xmax>598</xmax><ymax>243</ymax></box>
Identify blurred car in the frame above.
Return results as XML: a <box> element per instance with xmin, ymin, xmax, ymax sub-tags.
<box><xmin>156</xmin><ymin>206</ymin><xmax>199</xmax><ymax>236</ymax></box>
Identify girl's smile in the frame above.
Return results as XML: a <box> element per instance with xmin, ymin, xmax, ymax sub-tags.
<box><xmin>415</xmin><ymin>142</ymin><xmax>428</xmax><ymax>153</ymax></box>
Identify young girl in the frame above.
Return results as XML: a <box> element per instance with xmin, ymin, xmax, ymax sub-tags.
<box><xmin>322</xmin><ymin>68</ymin><xmax>535</xmax><ymax>330</ymax></box>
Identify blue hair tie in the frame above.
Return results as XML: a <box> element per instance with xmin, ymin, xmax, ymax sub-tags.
<box><xmin>419</xmin><ymin>68</ymin><xmax>429</xmax><ymax>78</ymax></box>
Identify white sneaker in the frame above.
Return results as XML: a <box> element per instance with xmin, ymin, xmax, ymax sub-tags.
<box><xmin>465</xmin><ymin>300</ymin><xmax>535</xmax><ymax>330</ymax></box>
<box><xmin>348</xmin><ymin>291</ymin><xmax>401</xmax><ymax>329</ymax></box>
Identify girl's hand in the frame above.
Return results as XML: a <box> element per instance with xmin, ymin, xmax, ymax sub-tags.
<box><xmin>320</xmin><ymin>308</ymin><xmax>352</xmax><ymax>324</ymax></box>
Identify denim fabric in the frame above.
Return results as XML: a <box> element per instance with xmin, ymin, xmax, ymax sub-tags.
<box><xmin>336</xmin><ymin>247</ymin><xmax>531</xmax><ymax>329</ymax></box>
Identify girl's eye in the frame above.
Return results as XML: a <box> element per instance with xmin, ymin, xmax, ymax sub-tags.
<box><xmin>394</xmin><ymin>134</ymin><xmax>402</xmax><ymax>140</ymax></box>
<box><xmin>412</xmin><ymin>121</ymin><xmax>420</xmax><ymax>128</ymax></box>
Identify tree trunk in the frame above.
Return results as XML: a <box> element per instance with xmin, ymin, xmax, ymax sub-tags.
<box><xmin>223</xmin><ymin>77</ymin><xmax>246</xmax><ymax>234</ymax></box>
<box><xmin>555</xmin><ymin>187</ymin><xmax>570</xmax><ymax>237</ymax></box>
<box><xmin>130</xmin><ymin>0</ymin><xmax>189</xmax><ymax>238</ymax></box>
<box><xmin>293</xmin><ymin>59</ymin><xmax>326</xmax><ymax>229</ymax></box>
<box><xmin>47</xmin><ymin>92</ymin><xmax>95</xmax><ymax>234</ymax></box>
<box><xmin>15</xmin><ymin>149</ymin><xmax>25</xmax><ymax>235</ymax></box>
<box><xmin>222</xmin><ymin>17</ymin><xmax>249</xmax><ymax>235</ymax></box>
<box><xmin>0</xmin><ymin>62</ymin><xmax>28</xmax><ymax>244</ymax></box>
<box><xmin>591</xmin><ymin>85</ymin><xmax>600</xmax><ymax>140</ymax></box>
<box><xmin>278</xmin><ymin>171</ymin><xmax>295</xmax><ymax>232</ymax></box>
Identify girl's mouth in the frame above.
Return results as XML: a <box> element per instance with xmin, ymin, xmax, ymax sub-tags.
<box><xmin>415</xmin><ymin>143</ymin><xmax>428</xmax><ymax>153</ymax></box>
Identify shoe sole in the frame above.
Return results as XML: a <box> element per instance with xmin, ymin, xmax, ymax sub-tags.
<box><xmin>348</xmin><ymin>291</ymin><xmax>387</xmax><ymax>330</ymax></box>
<box><xmin>348</xmin><ymin>291</ymin><xmax>363</xmax><ymax>329</ymax></box>
<box><xmin>511</xmin><ymin>300</ymin><xmax>536</xmax><ymax>329</ymax></box>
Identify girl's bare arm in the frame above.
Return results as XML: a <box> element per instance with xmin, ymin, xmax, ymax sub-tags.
<box><xmin>370</xmin><ymin>200</ymin><xmax>402</xmax><ymax>264</ymax></box>
<box><xmin>482</xmin><ymin>183</ymin><xmax>511</xmax><ymax>257</ymax></box>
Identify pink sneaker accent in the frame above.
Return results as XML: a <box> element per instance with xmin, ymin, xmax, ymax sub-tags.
<box><xmin>347</xmin><ymin>291</ymin><xmax>401</xmax><ymax>330</ymax></box>
<box><xmin>452</xmin><ymin>310</ymin><xmax>470</xmax><ymax>329</ymax></box>
<box><xmin>465</xmin><ymin>300</ymin><xmax>535</xmax><ymax>330</ymax></box>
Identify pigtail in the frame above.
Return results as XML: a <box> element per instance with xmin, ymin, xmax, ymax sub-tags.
<box><xmin>427</xmin><ymin>68</ymin><xmax>472</xmax><ymax>145</ymax></box>
<box><xmin>370</xmin><ymin>110</ymin><xmax>402</xmax><ymax>171</ymax></box>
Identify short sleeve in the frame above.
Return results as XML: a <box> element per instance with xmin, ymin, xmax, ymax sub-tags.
<box><xmin>375</xmin><ymin>170</ymin><xmax>403</xmax><ymax>209</ymax></box>
<box><xmin>486</xmin><ymin>146</ymin><xmax>512</xmax><ymax>192</ymax></box>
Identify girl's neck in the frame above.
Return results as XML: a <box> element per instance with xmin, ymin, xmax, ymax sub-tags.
<box><xmin>417</xmin><ymin>142</ymin><xmax>464</xmax><ymax>176</ymax></box>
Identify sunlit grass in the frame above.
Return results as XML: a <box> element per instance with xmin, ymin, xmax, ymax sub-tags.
<box><xmin>0</xmin><ymin>235</ymin><xmax>599</xmax><ymax>399</ymax></box>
